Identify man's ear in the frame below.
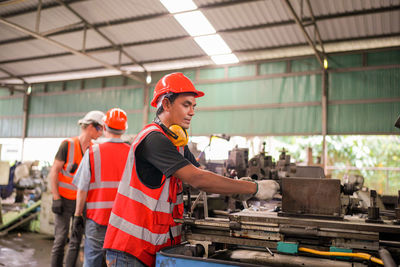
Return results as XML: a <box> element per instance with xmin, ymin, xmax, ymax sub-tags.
<box><xmin>162</xmin><ymin>97</ymin><xmax>171</xmax><ymax>111</ymax></box>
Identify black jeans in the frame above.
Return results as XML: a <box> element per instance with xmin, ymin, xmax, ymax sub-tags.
<box><xmin>50</xmin><ymin>197</ymin><xmax>84</xmax><ymax>267</ymax></box>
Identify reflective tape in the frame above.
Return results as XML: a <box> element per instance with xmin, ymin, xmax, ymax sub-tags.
<box><xmin>59</xmin><ymin>181</ymin><xmax>77</xmax><ymax>190</ymax></box>
<box><xmin>87</xmin><ymin>201</ymin><xmax>114</xmax><ymax>209</ymax></box>
<box><xmin>109</xmin><ymin>212</ymin><xmax>181</xmax><ymax>246</ymax></box>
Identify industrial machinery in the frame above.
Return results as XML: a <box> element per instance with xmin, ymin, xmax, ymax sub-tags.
<box><xmin>162</xmin><ymin>146</ymin><xmax>400</xmax><ymax>267</ymax></box>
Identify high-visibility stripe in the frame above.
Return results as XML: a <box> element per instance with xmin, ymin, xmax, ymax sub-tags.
<box><xmin>89</xmin><ymin>181</ymin><xmax>119</xmax><ymax>190</ymax></box>
<box><xmin>93</xmin><ymin>144</ymin><xmax>101</xmax><ymax>183</ymax></box>
<box><xmin>60</xmin><ymin>169</ymin><xmax>74</xmax><ymax>178</ymax></box>
<box><xmin>175</xmin><ymin>193</ymin><xmax>183</xmax><ymax>205</ymax></box>
<box><xmin>117</xmin><ymin>182</ymin><xmax>171</xmax><ymax>214</ymax></box>
<box><xmin>66</xmin><ymin>138</ymin><xmax>75</xmax><ymax>171</ymax></box>
<box><xmin>59</xmin><ymin>181</ymin><xmax>77</xmax><ymax>190</ymax></box>
<box><xmin>89</xmin><ymin>144</ymin><xmax>121</xmax><ymax>189</ymax></box>
<box><xmin>109</xmin><ymin>212</ymin><xmax>181</xmax><ymax>246</ymax></box>
<box><xmin>87</xmin><ymin>201</ymin><xmax>114</xmax><ymax>209</ymax></box>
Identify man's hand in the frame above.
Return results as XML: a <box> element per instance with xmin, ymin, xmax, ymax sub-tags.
<box><xmin>71</xmin><ymin>216</ymin><xmax>84</xmax><ymax>239</ymax></box>
<box><xmin>51</xmin><ymin>199</ymin><xmax>63</xmax><ymax>214</ymax></box>
<box><xmin>254</xmin><ymin>180</ymin><xmax>280</xmax><ymax>200</ymax></box>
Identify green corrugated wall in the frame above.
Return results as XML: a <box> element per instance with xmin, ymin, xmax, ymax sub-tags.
<box><xmin>0</xmin><ymin>49</ymin><xmax>399</xmax><ymax>137</ymax></box>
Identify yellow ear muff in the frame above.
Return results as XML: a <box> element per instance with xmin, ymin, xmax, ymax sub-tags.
<box><xmin>167</xmin><ymin>125</ymin><xmax>188</xmax><ymax>147</ymax></box>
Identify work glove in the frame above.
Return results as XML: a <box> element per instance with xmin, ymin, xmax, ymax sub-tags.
<box><xmin>231</xmin><ymin>177</ymin><xmax>256</xmax><ymax>201</ymax></box>
<box><xmin>254</xmin><ymin>180</ymin><xmax>280</xmax><ymax>200</ymax></box>
<box><xmin>51</xmin><ymin>199</ymin><xmax>63</xmax><ymax>214</ymax></box>
<box><xmin>71</xmin><ymin>216</ymin><xmax>84</xmax><ymax>240</ymax></box>
<box><xmin>232</xmin><ymin>178</ymin><xmax>280</xmax><ymax>201</ymax></box>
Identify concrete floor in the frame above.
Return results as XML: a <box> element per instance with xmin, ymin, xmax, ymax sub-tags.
<box><xmin>0</xmin><ymin>231</ymin><xmax>83</xmax><ymax>266</ymax></box>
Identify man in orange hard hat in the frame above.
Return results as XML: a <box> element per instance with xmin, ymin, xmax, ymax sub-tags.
<box><xmin>50</xmin><ymin>110</ymin><xmax>105</xmax><ymax>267</ymax></box>
<box><xmin>103</xmin><ymin>73</ymin><xmax>279</xmax><ymax>267</ymax></box>
<box><xmin>71</xmin><ymin>108</ymin><xmax>130</xmax><ymax>267</ymax></box>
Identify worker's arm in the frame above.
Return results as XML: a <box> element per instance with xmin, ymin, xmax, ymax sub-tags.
<box><xmin>72</xmin><ymin>150</ymin><xmax>92</xmax><ymax>216</ymax></box>
<box><xmin>74</xmin><ymin>189</ymin><xmax>87</xmax><ymax>216</ymax></box>
<box><xmin>49</xmin><ymin>159</ymin><xmax>65</xmax><ymax>200</ymax></box>
<box><xmin>174</xmin><ymin>164</ymin><xmax>257</xmax><ymax>195</ymax></box>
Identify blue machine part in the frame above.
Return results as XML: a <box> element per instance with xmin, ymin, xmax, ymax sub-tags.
<box><xmin>276</xmin><ymin>242</ymin><xmax>299</xmax><ymax>254</ymax></box>
<box><xmin>329</xmin><ymin>246</ymin><xmax>352</xmax><ymax>260</ymax></box>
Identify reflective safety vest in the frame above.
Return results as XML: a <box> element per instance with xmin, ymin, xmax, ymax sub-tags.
<box><xmin>58</xmin><ymin>137</ymin><xmax>83</xmax><ymax>200</ymax></box>
<box><xmin>103</xmin><ymin>123</ymin><xmax>184</xmax><ymax>267</ymax></box>
<box><xmin>86</xmin><ymin>140</ymin><xmax>130</xmax><ymax>225</ymax></box>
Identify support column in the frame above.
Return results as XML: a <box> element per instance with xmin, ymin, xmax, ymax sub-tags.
<box><xmin>21</xmin><ymin>92</ymin><xmax>30</xmax><ymax>161</ymax></box>
<box><xmin>142</xmin><ymin>82</ymin><xmax>150</xmax><ymax>128</ymax></box>
<box><xmin>322</xmin><ymin>70</ymin><xmax>328</xmax><ymax>174</ymax></box>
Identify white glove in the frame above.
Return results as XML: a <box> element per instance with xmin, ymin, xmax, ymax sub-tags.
<box><xmin>254</xmin><ymin>180</ymin><xmax>280</xmax><ymax>200</ymax></box>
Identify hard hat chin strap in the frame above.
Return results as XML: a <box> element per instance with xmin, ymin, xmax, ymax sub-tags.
<box><xmin>154</xmin><ymin>117</ymin><xmax>188</xmax><ymax>147</ymax></box>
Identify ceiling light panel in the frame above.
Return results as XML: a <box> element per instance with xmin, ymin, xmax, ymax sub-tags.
<box><xmin>194</xmin><ymin>34</ymin><xmax>231</xmax><ymax>55</ymax></box>
<box><xmin>211</xmin><ymin>53</ymin><xmax>239</xmax><ymax>65</ymax></box>
<box><xmin>160</xmin><ymin>0</ymin><xmax>197</xmax><ymax>13</ymax></box>
<box><xmin>174</xmin><ymin>11</ymin><xmax>216</xmax><ymax>36</ymax></box>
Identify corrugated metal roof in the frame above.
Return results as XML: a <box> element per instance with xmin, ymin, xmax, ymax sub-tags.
<box><xmin>99</xmin><ymin>16</ymin><xmax>187</xmax><ymax>44</ymax></box>
<box><xmin>0</xmin><ymin>39</ymin><xmax>65</xmax><ymax>61</ymax></box>
<box><xmin>0</xmin><ymin>0</ymin><xmax>55</xmax><ymax>16</ymax></box>
<box><xmin>318</xmin><ymin>11</ymin><xmax>400</xmax><ymax>41</ymax></box>
<box><xmin>3</xmin><ymin>54</ymin><xmax>102</xmax><ymax>76</ymax></box>
<box><xmin>7</xmin><ymin>5</ymin><xmax>81</xmax><ymax>34</ymax></box>
<box><xmin>124</xmin><ymin>38</ymin><xmax>204</xmax><ymax>62</ymax></box>
<box><xmin>222</xmin><ymin>24</ymin><xmax>306</xmax><ymax>51</ymax></box>
<box><xmin>70</xmin><ymin>0</ymin><xmax>166</xmax><ymax>25</ymax></box>
<box><xmin>0</xmin><ymin>0</ymin><xmax>398</xmax><ymax>84</ymax></box>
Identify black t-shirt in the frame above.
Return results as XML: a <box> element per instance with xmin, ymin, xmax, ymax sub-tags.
<box><xmin>55</xmin><ymin>139</ymin><xmax>84</xmax><ymax>162</ymax></box>
<box><xmin>135</xmin><ymin>131</ymin><xmax>200</xmax><ymax>188</ymax></box>
<box><xmin>55</xmin><ymin>140</ymin><xmax>69</xmax><ymax>162</ymax></box>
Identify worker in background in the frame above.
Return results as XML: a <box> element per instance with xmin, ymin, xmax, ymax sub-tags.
<box><xmin>71</xmin><ymin>108</ymin><xmax>130</xmax><ymax>267</ymax></box>
<box><xmin>103</xmin><ymin>73</ymin><xmax>280</xmax><ymax>267</ymax></box>
<box><xmin>49</xmin><ymin>110</ymin><xmax>105</xmax><ymax>267</ymax></box>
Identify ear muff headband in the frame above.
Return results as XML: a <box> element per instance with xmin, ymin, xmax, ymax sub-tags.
<box><xmin>154</xmin><ymin>117</ymin><xmax>188</xmax><ymax>147</ymax></box>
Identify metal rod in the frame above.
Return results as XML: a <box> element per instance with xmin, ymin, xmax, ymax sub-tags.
<box><xmin>305</xmin><ymin>0</ymin><xmax>325</xmax><ymax>54</ymax></box>
<box><xmin>35</xmin><ymin>0</ymin><xmax>42</xmax><ymax>33</ymax></box>
<box><xmin>82</xmin><ymin>23</ymin><xmax>87</xmax><ymax>53</ymax></box>
<box><xmin>283</xmin><ymin>0</ymin><xmax>324</xmax><ymax>67</ymax></box>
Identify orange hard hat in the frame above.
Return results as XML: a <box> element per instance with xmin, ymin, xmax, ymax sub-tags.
<box><xmin>151</xmin><ymin>72</ymin><xmax>204</xmax><ymax>108</ymax></box>
<box><xmin>103</xmin><ymin>108</ymin><xmax>128</xmax><ymax>130</ymax></box>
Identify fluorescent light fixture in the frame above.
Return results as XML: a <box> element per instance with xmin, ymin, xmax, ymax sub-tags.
<box><xmin>146</xmin><ymin>73</ymin><xmax>152</xmax><ymax>84</ymax></box>
<box><xmin>175</xmin><ymin>11</ymin><xmax>216</xmax><ymax>36</ymax></box>
<box><xmin>27</xmin><ymin>85</ymin><xmax>32</xmax><ymax>95</ymax></box>
<box><xmin>160</xmin><ymin>0</ymin><xmax>197</xmax><ymax>13</ymax></box>
<box><xmin>211</xmin><ymin>54</ymin><xmax>239</xmax><ymax>65</ymax></box>
<box><xmin>194</xmin><ymin>34</ymin><xmax>231</xmax><ymax>55</ymax></box>
<box><xmin>323</xmin><ymin>58</ymin><xmax>328</xmax><ymax>69</ymax></box>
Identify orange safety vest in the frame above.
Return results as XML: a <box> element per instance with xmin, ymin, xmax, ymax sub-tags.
<box><xmin>58</xmin><ymin>137</ymin><xmax>84</xmax><ymax>200</ymax></box>
<box><xmin>103</xmin><ymin>123</ymin><xmax>184</xmax><ymax>267</ymax></box>
<box><xmin>86</xmin><ymin>140</ymin><xmax>130</xmax><ymax>225</ymax></box>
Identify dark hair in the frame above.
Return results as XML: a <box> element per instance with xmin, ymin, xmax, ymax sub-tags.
<box><xmin>156</xmin><ymin>92</ymin><xmax>179</xmax><ymax>116</ymax></box>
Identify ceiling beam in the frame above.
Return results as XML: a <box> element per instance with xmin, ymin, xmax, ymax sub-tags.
<box><xmin>283</xmin><ymin>0</ymin><xmax>324</xmax><ymax>67</ymax></box>
<box><xmin>0</xmin><ymin>16</ymin><xmax>145</xmax><ymax>83</ymax></box>
<box><xmin>1</xmin><ymin>3</ymin><xmax>398</xmax><ymax>46</ymax></box>
<box><xmin>1</xmin><ymin>35</ymin><xmax>398</xmax><ymax>82</ymax></box>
